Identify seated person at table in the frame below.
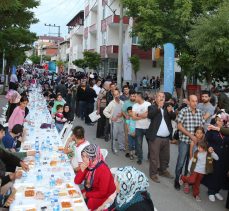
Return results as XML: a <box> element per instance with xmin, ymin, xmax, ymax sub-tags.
<box><xmin>2</xmin><ymin>124</ymin><xmax>24</xmax><ymax>152</ymax></box>
<box><xmin>63</xmin><ymin>104</ymin><xmax>74</xmax><ymax>123</ymax></box>
<box><xmin>0</xmin><ymin>124</ymin><xmax>35</xmax><ymax>161</ymax></box>
<box><xmin>64</xmin><ymin>126</ymin><xmax>90</xmax><ymax>171</ymax></box>
<box><xmin>51</xmin><ymin>94</ymin><xmax>65</xmax><ymax>114</ymax></box>
<box><xmin>97</xmin><ymin>166</ymin><xmax>154</xmax><ymax>211</ymax></box>
<box><xmin>74</xmin><ymin>144</ymin><xmax>116</xmax><ymax>211</ymax></box>
<box><xmin>54</xmin><ymin>105</ymin><xmax>67</xmax><ymax>133</ymax></box>
<box><xmin>8</xmin><ymin>96</ymin><xmax>30</xmax><ymax>131</ymax></box>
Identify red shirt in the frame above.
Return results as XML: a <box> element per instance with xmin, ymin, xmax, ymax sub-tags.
<box><xmin>75</xmin><ymin>162</ymin><xmax>116</xmax><ymax>210</ymax></box>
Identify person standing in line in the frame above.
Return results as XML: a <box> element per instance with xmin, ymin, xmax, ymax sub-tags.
<box><xmin>103</xmin><ymin>89</ymin><xmax>125</xmax><ymax>154</ymax></box>
<box><xmin>197</xmin><ymin>91</ymin><xmax>215</xmax><ymax>131</ymax></box>
<box><xmin>122</xmin><ymin>90</ymin><xmax>136</xmax><ymax>158</ymax></box>
<box><xmin>156</xmin><ymin>76</ymin><xmax>160</xmax><ymax>91</ymax></box>
<box><xmin>132</xmin><ymin>92</ymin><xmax>151</xmax><ymax>165</ymax></box>
<box><xmin>93</xmin><ymin>79</ymin><xmax>102</xmax><ymax>109</ymax></box>
<box><xmin>174</xmin><ymin>95</ymin><xmax>205</xmax><ymax>191</ymax></box>
<box><xmin>146</xmin><ymin>92</ymin><xmax>176</xmax><ymax>183</ymax></box>
<box><xmin>120</xmin><ymin>85</ymin><xmax>130</xmax><ymax>101</ymax></box>
<box><xmin>77</xmin><ymin>81</ymin><xmax>88</xmax><ymax>121</ymax></box>
<box><xmin>55</xmin><ymin>80</ymin><xmax>67</xmax><ymax>99</ymax></box>
<box><xmin>85</xmin><ymin>82</ymin><xmax>97</xmax><ymax>125</ymax></box>
<box><xmin>96</xmin><ymin>81</ymin><xmax>111</xmax><ymax>139</ymax></box>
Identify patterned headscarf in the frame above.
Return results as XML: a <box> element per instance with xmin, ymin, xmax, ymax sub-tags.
<box><xmin>115</xmin><ymin>166</ymin><xmax>149</xmax><ymax>209</ymax></box>
<box><xmin>81</xmin><ymin>144</ymin><xmax>104</xmax><ymax>190</ymax></box>
<box><xmin>5</xmin><ymin>90</ymin><xmax>21</xmax><ymax>103</ymax></box>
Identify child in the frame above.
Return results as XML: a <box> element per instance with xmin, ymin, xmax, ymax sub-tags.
<box><xmin>64</xmin><ymin>126</ymin><xmax>90</xmax><ymax>171</ymax></box>
<box><xmin>51</xmin><ymin>94</ymin><xmax>65</xmax><ymax>114</ymax></box>
<box><xmin>126</xmin><ymin>106</ymin><xmax>136</xmax><ymax>160</ymax></box>
<box><xmin>190</xmin><ymin>126</ymin><xmax>205</xmax><ymax>159</ymax></box>
<box><xmin>54</xmin><ymin>105</ymin><xmax>67</xmax><ymax>133</ymax></box>
<box><xmin>179</xmin><ymin>141</ymin><xmax>219</xmax><ymax>201</ymax></box>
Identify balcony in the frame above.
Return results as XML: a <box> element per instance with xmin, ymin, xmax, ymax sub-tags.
<box><xmin>70</xmin><ymin>26</ymin><xmax>83</xmax><ymax>36</ymax></box>
<box><xmin>100</xmin><ymin>45</ymin><xmax>106</xmax><ymax>58</ymax></box>
<box><xmin>106</xmin><ymin>45</ymin><xmax>119</xmax><ymax>55</ymax></box>
<box><xmin>84</xmin><ymin>27</ymin><xmax>89</xmax><ymax>39</ymax></box>
<box><xmin>89</xmin><ymin>24</ymin><xmax>97</xmax><ymax>34</ymax></box>
<box><xmin>101</xmin><ymin>15</ymin><xmax>129</xmax><ymax>31</ymax></box>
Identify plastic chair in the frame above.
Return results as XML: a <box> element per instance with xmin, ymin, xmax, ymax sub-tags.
<box><xmin>101</xmin><ymin>149</ymin><xmax>108</xmax><ymax>160</ymax></box>
<box><xmin>60</xmin><ymin>123</ymin><xmax>72</xmax><ymax>141</ymax></box>
<box><xmin>62</xmin><ymin>131</ymin><xmax>72</xmax><ymax>147</ymax></box>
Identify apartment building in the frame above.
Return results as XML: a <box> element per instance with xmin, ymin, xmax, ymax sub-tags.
<box><xmin>67</xmin><ymin>0</ymin><xmax>161</xmax><ymax>81</ymax></box>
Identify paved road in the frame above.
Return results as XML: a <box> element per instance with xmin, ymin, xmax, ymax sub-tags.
<box><xmin>73</xmin><ymin>118</ymin><xmax>227</xmax><ymax>211</ymax></box>
<box><xmin>0</xmin><ymin>95</ymin><xmax>227</xmax><ymax>211</ymax></box>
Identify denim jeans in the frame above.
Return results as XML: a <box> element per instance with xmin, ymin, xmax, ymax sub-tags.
<box><xmin>175</xmin><ymin>141</ymin><xmax>190</xmax><ymax>181</ymax></box>
<box><xmin>136</xmin><ymin>128</ymin><xmax>147</xmax><ymax>161</ymax></box>
<box><xmin>79</xmin><ymin>101</ymin><xmax>87</xmax><ymax>120</ymax></box>
<box><xmin>128</xmin><ymin>134</ymin><xmax>136</xmax><ymax>151</ymax></box>
<box><xmin>55</xmin><ymin>123</ymin><xmax>64</xmax><ymax>133</ymax></box>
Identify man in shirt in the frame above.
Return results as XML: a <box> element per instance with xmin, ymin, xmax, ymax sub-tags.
<box><xmin>104</xmin><ymin>89</ymin><xmax>125</xmax><ymax>154</ymax></box>
<box><xmin>120</xmin><ymin>85</ymin><xmax>130</xmax><ymax>101</ymax></box>
<box><xmin>147</xmin><ymin>92</ymin><xmax>176</xmax><ymax>183</ymax></box>
<box><xmin>174</xmin><ymin>95</ymin><xmax>205</xmax><ymax>190</ymax></box>
<box><xmin>197</xmin><ymin>90</ymin><xmax>215</xmax><ymax>131</ymax></box>
<box><xmin>132</xmin><ymin>92</ymin><xmax>151</xmax><ymax>165</ymax></box>
<box><xmin>122</xmin><ymin>90</ymin><xmax>136</xmax><ymax>157</ymax></box>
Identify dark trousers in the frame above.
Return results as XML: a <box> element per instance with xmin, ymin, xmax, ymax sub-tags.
<box><xmin>136</xmin><ymin>129</ymin><xmax>148</xmax><ymax>161</ymax></box>
<box><xmin>79</xmin><ymin>101</ymin><xmax>87</xmax><ymax>120</ymax></box>
<box><xmin>226</xmin><ymin>191</ymin><xmax>229</xmax><ymax>209</ymax></box>
<box><xmin>104</xmin><ymin>118</ymin><xmax>110</xmax><ymax>141</ymax></box>
<box><xmin>149</xmin><ymin>137</ymin><xmax>170</xmax><ymax>176</ymax></box>
<box><xmin>85</xmin><ymin>102</ymin><xmax>94</xmax><ymax>124</ymax></box>
<box><xmin>181</xmin><ymin>172</ymin><xmax>204</xmax><ymax>197</ymax></box>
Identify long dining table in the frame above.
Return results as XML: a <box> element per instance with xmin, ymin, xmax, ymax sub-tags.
<box><xmin>10</xmin><ymin>85</ymin><xmax>88</xmax><ymax>211</ymax></box>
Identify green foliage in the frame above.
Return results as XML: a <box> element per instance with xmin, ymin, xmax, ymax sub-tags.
<box><xmin>73</xmin><ymin>51</ymin><xmax>101</xmax><ymax>72</ymax></box>
<box><xmin>56</xmin><ymin>60</ymin><xmax>65</xmax><ymax>68</ymax></box>
<box><xmin>129</xmin><ymin>55</ymin><xmax>140</xmax><ymax>76</ymax></box>
<box><xmin>43</xmin><ymin>55</ymin><xmax>51</xmax><ymax>62</ymax></box>
<box><xmin>29</xmin><ymin>54</ymin><xmax>40</xmax><ymax>64</ymax></box>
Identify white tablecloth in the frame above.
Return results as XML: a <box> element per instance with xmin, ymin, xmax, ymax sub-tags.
<box><xmin>10</xmin><ymin>88</ymin><xmax>88</xmax><ymax>211</ymax></box>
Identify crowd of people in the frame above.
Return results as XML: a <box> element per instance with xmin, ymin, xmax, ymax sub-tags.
<box><xmin>0</xmin><ymin>67</ymin><xmax>228</xmax><ymax>210</ymax></box>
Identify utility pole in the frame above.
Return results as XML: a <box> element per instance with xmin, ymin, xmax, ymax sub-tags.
<box><xmin>44</xmin><ymin>24</ymin><xmax>61</xmax><ymax>37</ymax></box>
<box><xmin>117</xmin><ymin>2</ymin><xmax>124</xmax><ymax>89</ymax></box>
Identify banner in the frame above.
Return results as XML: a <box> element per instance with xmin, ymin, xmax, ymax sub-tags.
<box><xmin>48</xmin><ymin>61</ymin><xmax>56</xmax><ymax>73</ymax></box>
<box><xmin>163</xmin><ymin>43</ymin><xmax>175</xmax><ymax>94</ymax></box>
<box><xmin>123</xmin><ymin>44</ymin><xmax>132</xmax><ymax>81</ymax></box>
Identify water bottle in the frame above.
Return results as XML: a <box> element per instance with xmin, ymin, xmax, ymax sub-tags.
<box><xmin>49</xmin><ymin>144</ymin><xmax>53</xmax><ymax>152</ymax></box>
<box><xmin>53</xmin><ymin>199</ymin><xmax>60</xmax><ymax>211</ymax></box>
<box><xmin>41</xmin><ymin>142</ymin><xmax>46</xmax><ymax>151</ymax></box>
<box><xmin>50</xmin><ymin>175</ymin><xmax>55</xmax><ymax>188</ymax></box>
<box><xmin>35</xmin><ymin>151</ymin><xmax>40</xmax><ymax>163</ymax></box>
<box><xmin>35</xmin><ymin>140</ymin><xmax>39</xmax><ymax>151</ymax></box>
<box><xmin>51</xmin><ymin>119</ymin><xmax>55</xmax><ymax>129</ymax></box>
<box><xmin>36</xmin><ymin>169</ymin><xmax>43</xmax><ymax>181</ymax></box>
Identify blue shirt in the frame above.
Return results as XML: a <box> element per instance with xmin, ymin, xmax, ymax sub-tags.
<box><xmin>126</xmin><ymin>118</ymin><xmax>136</xmax><ymax>134</ymax></box>
<box><xmin>2</xmin><ymin>133</ymin><xmax>16</xmax><ymax>149</ymax></box>
<box><xmin>122</xmin><ymin>100</ymin><xmax>135</xmax><ymax>115</ymax></box>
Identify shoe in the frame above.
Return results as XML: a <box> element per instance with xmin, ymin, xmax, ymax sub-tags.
<box><xmin>209</xmin><ymin>195</ymin><xmax>215</xmax><ymax>202</ymax></box>
<box><xmin>125</xmin><ymin>153</ymin><xmax>130</xmax><ymax>158</ymax></box>
<box><xmin>215</xmin><ymin>193</ymin><xmax>224</xmax><ymax>201</ymax></box>
<box><xmin>137</xmin><ymin>160</ymin><xmax>142</xmax><ymax>165</ymax></box>
<box><xmin>195</xmin><ymin>195</ymin><xmax>201</xmax><ymax>202</ymax></box>
<box><xmin>150</xmin><ymin>175</ymin><xmax>160</xmax><ymax>183</ymax></box>
<box><xmin>174</xmin><ymin>180</ymin><xmax>180</xmax><ymax>190</ymax></box>
<box><xmin>179</xmin><ymin>175</ymin><xmax>184</xmax><ymax>186</ymax></box>
<box><xmin>159</xmin><ymin>170</ymin><xmax>174</xmax><ymax>179</ymax></box>
<box><xmin>183</xmin><ymin>183</ymin><xmax>190</xmax><ymax>194</ymax></box>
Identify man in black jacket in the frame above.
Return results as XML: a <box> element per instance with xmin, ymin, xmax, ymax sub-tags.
<box><xmin>146</xmin><ymin>92</ymin><xmax>176</xmax><ymax>183</ymax></box>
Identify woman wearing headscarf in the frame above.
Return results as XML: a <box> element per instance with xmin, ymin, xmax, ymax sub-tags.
<box><xmin>63</xmin><ymin>104</ymin><xmax>74</xmax><ymax>122</ymax></box>
<box><xmin>202</xmin><ymin>113</ymin><xmax>229</xmax><ymax>202</ymax></box>
<box><xmin>74</xmin><ymin>144</ymin><xmax>116</xmax><ymax>210</ymax></box>
<box><xmin>114</xmin><ymin>166</ymin><xmax>154</xmax><ymax>211</ymax></box>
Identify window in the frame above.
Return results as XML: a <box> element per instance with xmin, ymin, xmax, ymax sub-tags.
<box><xmin>132</xmin><ymin>36</ymin><xmax>141</xmax><ymax>45</ymax></box>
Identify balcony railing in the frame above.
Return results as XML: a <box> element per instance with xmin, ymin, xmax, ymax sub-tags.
<box><xmin>85</xmin><ymin>5</ymin><xmax>89</xmax><ymax>17</ymax></box>
<box><xmin>89</xmin><ymin>24</ymin><xmax>97</xmax><ymax>33</ymax></box>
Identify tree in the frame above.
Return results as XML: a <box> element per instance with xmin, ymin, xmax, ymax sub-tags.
<box><xmin>129</xmin><ymin>55</ymin><xmax>140</xmax><ymax>80</ymax></box>
<box><xmin>29</xmin><ymin>54</ymin><xmax>40</xmax><ymax>64</ymax></box>
<box><xmin>73</xmin><ymin>51</ymin><xmax>101</xmax><ymax>73</ymax></box>
<box><xmin>0</xmin><ymin>0</ymin><xmax>39</xmax><ymax>93</ymax></box>
<box><xmin>121</xmin><ymin>0</ymin><xmax>222</xmax><ymax>52</ymax></box>
<box><xmin>185</xmin><ymin>1</ymin><xmax>229</xmax><ymax>83</ymax></box>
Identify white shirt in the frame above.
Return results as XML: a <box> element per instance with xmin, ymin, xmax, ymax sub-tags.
<box><xmin>156</xmin><ymin>109</ymin><xmax>170</xmax><ymax>137</ymax></box>
<box><xmin>188</xmin><ymin>151</ymin><xmax>219</xmax><ymax>174</ymax></box>
<box><xmin>132</xmin><ymin>101</ymin><xmax>151</xmax><ymax>129</ymax></box>
<box><xmin>93</xmin><ymin>84</ymin><xmax>101</xmax><ymax>101</ymax></box>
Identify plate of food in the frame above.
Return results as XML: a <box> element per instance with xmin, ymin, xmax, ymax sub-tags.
<box><xmin>68</xmin><ymin>189</ymin><xmax>81</xmax><ymax>198</ymax></box>
<box><xmin>66</xmin><ymin>183</ymin><xmax>74</xmax><ymax>189</ymax></box>
<box><xmin>24</xmin><ymin>189</ymin><xmax>35</xmax><ymax>197</ymax></box>
<box><xmin>61</xmin><ymin>200</ymin><xmax>72</xmax><ymax>209</ymax></box>
<box><xmin>50</xmin><ymin>160</ymin><xmax>58</xmax><ymax>167</ymax></box>
<box><xmin>58</xmin><ymin>190</ymin><xmax>68</xmax><ymax>197</ymax></box>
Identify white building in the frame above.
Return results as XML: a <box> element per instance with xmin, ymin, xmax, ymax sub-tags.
<box><xmin>66</xmin><ymin>0</ymin><xmax>163</xmax><ymax>82</ymax></box>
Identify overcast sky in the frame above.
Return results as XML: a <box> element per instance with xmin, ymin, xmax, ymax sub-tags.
<box><xmin>30</xmin><ymin>0</ymin><xmax>84</xmax><ymax>38</ymax></box>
